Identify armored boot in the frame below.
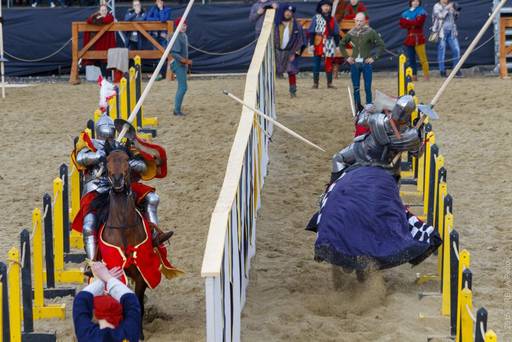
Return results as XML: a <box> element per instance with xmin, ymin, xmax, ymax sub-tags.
<box><xmin>312</xmin><ymin>73</ymin><xmax>319</xmax><ymax>89</ymax></box>
<box><xmin>145</xmin><ymin>192</ymin><xmax>174</xmax><ymax>247</ymax></box>
<box><xmin>326</xmin><ymin>72</ymin><xmax>336</xmax><ymax>89</ymax></box>
<box><xmin>289</xmin><ymin>84</ymin><xmax>297</xmax><ymax>98</ymax></box>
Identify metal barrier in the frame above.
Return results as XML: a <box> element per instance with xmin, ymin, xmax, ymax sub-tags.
<box><xmin>200</xmin><ymin>10</ymin><xmax>276</xmax><ymax>342</ymax></box>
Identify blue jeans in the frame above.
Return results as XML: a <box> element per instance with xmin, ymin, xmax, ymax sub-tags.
<box><xmin>437</xmin><ymin>30</ymin><xmax>460</xmax><ymax>73</ymax></box>
<box><xmin>172</xmin><ymin>61</ymin><xmax>188</xmax><ymax>113</ymax></box>
<box><xmin>350</xmin><ymin>63</ymin><xmax>373</xmax><ymax>106</ymax></box>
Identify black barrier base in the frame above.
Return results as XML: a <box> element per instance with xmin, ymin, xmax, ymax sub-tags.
<box><xmin>401</xmin><ymin>161</ymin><xmax>412</xmax><ymax>171</ymax></box>
<box><xmin>400</xmin><ymin>179</ymin><xmax>418</xmax><ymax>186</ymax></box>
<box><xmin>23</xmin><ymin>332</ymin><xmax>57</xmax><ymax>342</ymax></box>
<box><xmin>33</xmin><ymin>287</ymin><xmax>76</xmax><ymax>299</ymax></box>
<box><xmin>64</xmin><ymin>252</ymin><xmax>86</xmax><ymax>264</ymax></box>
<box><xmin>139</xmin><ymin>128</ymin><xmax>157</xmax><ymax>137</ymax></box>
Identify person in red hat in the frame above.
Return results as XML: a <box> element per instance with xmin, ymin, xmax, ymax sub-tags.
<box><xmin>171</xmin><ymin>17</ymin><xmax>192</xmax><ymax>116</ymax></box>
<box><xmin>73</xmin><ymin>262</ymin><xmax>141</xmax><ymax>342</ymax></box>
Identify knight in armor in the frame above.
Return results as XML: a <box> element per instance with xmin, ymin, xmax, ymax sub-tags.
<box><xmin>307</xmin><ymin>94</ymin><xmax>441</xmax><ymax>277</ymax></box>
<box><xmin>71</xmin><ymin>115</ymin><xmax>173</xmax><ymax>261</ymax></box>
<box><xmin>330</xmin><ymin>94</ymin><xmax>421</xmax><ymax>184</ymax></box>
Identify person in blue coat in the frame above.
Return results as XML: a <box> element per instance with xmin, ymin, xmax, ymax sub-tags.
<box><xmin>146</xmin><ymin>0</ymin><xmax>172</xmax><ymax>79</ymax></box>
<box><xmin>73</xmin><ymin>262</ymin><xmax>141</xmax><ymax>342</ymax></box>
<box><xmin>124</xmin><ymin>0</ymin><xmax>147</xmax><ymax>50</ymax></box>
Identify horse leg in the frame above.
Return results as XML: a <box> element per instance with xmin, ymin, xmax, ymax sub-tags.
<box><xmin>134</xmin><ymin>275</ymin><xmax>147</xmax><ymax>340</ymax></box>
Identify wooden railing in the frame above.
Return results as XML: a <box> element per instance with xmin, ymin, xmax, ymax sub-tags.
<box><xmin>70</xmin><ymin>21</ymin><xmax>174</xmax><ymax>84</ymax></box>
<box><xmin>499</xmin><ymin>16</ymin><xmax>512</xmax><ymax>78</ymax></box>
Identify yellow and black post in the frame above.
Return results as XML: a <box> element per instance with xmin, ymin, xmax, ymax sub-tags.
<box><xmin>31</xmin><ymin>208</ymin><xmax>67</xmax><ymax>319</ymax></box>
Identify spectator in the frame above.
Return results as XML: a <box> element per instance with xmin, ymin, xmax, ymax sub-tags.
<box><xmin>124</xmin><ymin>0</ymin><xmax>147</xmax><ymax>51</ymax></box>
<box><xmin>432</xmin><ymin>0</ymin><xmax>461</xmax><ymax>77</ymax></box>
<box><xmin>275</xmin><ymin>4</ymin><xmax>305</xmax><ymax>97</ymax></box>
<box><xmin>400</xmin><ymin>0</ymin><xmax>429</xmax><ymax>81</ymax></box>
<box><xmin>340</xmin><ymin>12</ymin><xmax>384</xmax><ymax>109</ymax></box>
<box><xmin>147</xmin><ymin>0</ymin><xmax>171</xmax><ymax>80</ymax></box>
<box><xmin>83</xmin><ymin>4</ymin><xmax>116</xmax><ymax>77</ymax></box>
<box><xmin>308</xmin><ymin>0</ymin><xmax>340</xmax><ymax>89</ymax></box>
<box><xmin>249</xmin><ymin>0</ymin><xmax>279</xmax><ymax>37</ymax></box>
<box><xmin>72</xmin><ymin>262</ymin><xmax>141</xmax><ymax>342</ymax></box>
<box><xmin>171</xmin><ymin>17</ymin><xmax>191</xmax><ymax>116</ymax></box>
<box><xmin>343</xmin><ymin>0</ymin><xmax>368</xmax><ymax>20</ymax></box>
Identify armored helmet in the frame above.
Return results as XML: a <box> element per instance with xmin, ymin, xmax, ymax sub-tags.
<box><xmin>391</xmin><ymin>95</ymin><xmax>416</xmax><ymax>123</ymax></box>
<box><xmin>95</xmin><ymin>114</ymin><xmax>115</xmax><ymax>141</ymax></box>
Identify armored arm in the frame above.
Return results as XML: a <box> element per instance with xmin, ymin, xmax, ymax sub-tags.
<box><xmin>76</xmin><ymin>148</ymin><xmax>105</xmax><ymax>167</ymax></box>
<box><xmin>129</xmin><ymin>158</ymin><xmax>148</xmax><ymax>174</ymax></box>
<box><xmin>332</xmin><ymin>144</ymin><xmax>356</xmax><ymax>173</ymax></box>
<box><xmin>389</xmin><ymin>128</ymin><xmax>421</xmax><ymax>153</ymax></box>
<box><xmin>368</xmin><ymin>113</ymin><xmax>392</xmax><ymax>145</ymax></box>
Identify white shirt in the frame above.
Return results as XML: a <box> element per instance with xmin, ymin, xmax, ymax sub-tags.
<box><xmin>281</xmin><ymin>22</ymin><xmax>291</xmax><ymax>49</ymax></box>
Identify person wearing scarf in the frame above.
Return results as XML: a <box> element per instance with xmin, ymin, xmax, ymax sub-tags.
<box><xmin>73</xmin><ymin>262</ymin><xmax>141</xmax><ymax>342</ymax></box>
<box><xmin>343</xmin><ymin>0</ymin><xmax>369</xmax><ymax>20</ymax></box>
<box><xmin>83</xmin><ymin>4</ymin><xmax>116</xmax><ymax>77</ymax></box>
<box><xmin>275</xmin><ymin>4</ymin><xmax>305</xmax><ymax>97</ymax></box>
<box><xmin>339</xmin><ymin>12</ymin><xmax>384</xmax><ymax>110</ymax></box>
<box><xmin>400</xmin><ymin>0</ymin><xmax>429</xmax><ymax>81</ymax></box>
<box><xmin>308</xmin><ymin>0</ymin><xmax>340</xmax><ymax>89</ymax></box>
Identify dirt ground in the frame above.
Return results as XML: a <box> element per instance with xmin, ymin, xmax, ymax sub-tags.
<box><xmin>0</xmin><ymin>74</ymin><xmax>510</xmax><ymax>341</ymax></box>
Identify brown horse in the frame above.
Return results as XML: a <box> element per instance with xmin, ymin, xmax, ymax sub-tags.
<box><xmin>96</xmin><ymin>148</ymin><xmax>149</xmax><ymax>338</ymax></box>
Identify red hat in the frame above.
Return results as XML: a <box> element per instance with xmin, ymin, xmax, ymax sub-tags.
<box><xmin>175</xmin><ymin>16</ymin><xmax>187</xmax><ymax>27</ymax></box>
<box><xmin>94</xmin><ymin>295</ymin><xmax>123</xmax><ymax>327</ymax></box>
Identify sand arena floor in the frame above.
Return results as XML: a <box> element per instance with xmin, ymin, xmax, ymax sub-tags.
<box><xmin>0</xmin><ymin>74</ymin><xmax>510</xmax><ymax>341</ymax></box>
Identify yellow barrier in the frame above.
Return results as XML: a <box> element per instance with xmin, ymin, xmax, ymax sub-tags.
<box><xmin>32</xmin><ymin>209</ymin><xmax>66</xmax><ymax>320</ymax></box>
<box><xmin>456</xmin><ymin>249</ymin><xmax>470</xmax><ymax>339</ymax></box>
<box><xmin>432</xmin><ymin>155</ymin><xmax>445</xmax><ymax>230</ymax></box>
<box><xmin>485</xmin><ymin>330</ymin><xmax>498</xmax><ymax>341</ymax></box>
<box><xmin>398</xmin><ymin>54</ymin><xmax>406</xmax><ymax>96</ymax></box>
<box><xmin>47</xmin><ymin>178</ymin><xmax>83</xmax><ymax>284</ymax></box>
<box><xmin>108</xmin><ymin>95</ymin><xmax>118</xmax><ymax>119</ymax></box>
<box><xmin>441</xmin><ymin>210</ymin><xmax>453</xmax><ymax>316</ymax></box>
<box><xmin>93</xmin><ymin>109</ymin><xmax>102</xmax><ymax>123</ymax></box>
<box><xmin>422</xmin><ymin>132</ymin><xmax>436</xmax><ymax>217</ymax></box>
<box><xmin>119</xmin><ymin>78</ymin><xmax>128</xmax><ymax>121</ymax></box>
<box><xmin>129</xmin><ymin>67</ymin><xmax>136</xmax><ymax>114</ymax></box>
<box><xmin>69</xmin><ymin>162</ymin><xmax>83</xmax><ymax>250</ymax></box>
<box><xmin>436</xmin><ymin>181</ymin><xmax>447</xmax><ymax>277</ymax></box>
<box><xmin>458</xmin><ymin>287</ymin><xmax>473</xmax><ymax>342</ymax></box>
<box><xmin>7</xmin><ymin>247</ymin><xmax>21</xmax><ymax>342</ymax></box>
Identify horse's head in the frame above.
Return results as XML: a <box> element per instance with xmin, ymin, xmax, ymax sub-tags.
<box><xmin>107</xmin><ymin>150</ymin><xmax>130</xmax><ymax>192</ymax></box>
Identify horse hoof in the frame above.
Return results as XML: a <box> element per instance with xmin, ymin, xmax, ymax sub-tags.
<box><xmin>356</xmin><ymin>270</ymin><xmax>368</xmax><ymax>283</ymax></box>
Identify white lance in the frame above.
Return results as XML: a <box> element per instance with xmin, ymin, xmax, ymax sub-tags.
<box><xmin>224</xmin><ymin>91</ymin><xmax>327</xmax><ymax>153</ymax></box>
<box><xmin>116</xmin><ymin>0</ymin><xmax>195</xmax><ymax>141</ymax></box>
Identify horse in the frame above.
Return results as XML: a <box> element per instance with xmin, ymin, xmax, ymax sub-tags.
<box><xmin>93</xmin><ymin>147</ymin><xmax>149</xmax><ymax>338</ymax></box>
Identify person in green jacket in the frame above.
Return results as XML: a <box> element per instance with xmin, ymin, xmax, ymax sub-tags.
<box><xmin>339</xmin><ymin>12</ymin><xmax>385</xmax><ymax>110</ymax></box>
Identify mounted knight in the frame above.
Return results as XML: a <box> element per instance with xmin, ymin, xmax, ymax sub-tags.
<box><xmin>71</xmin><ymin>114</ymin><xmax>173</xmax><ymax>262</ymax></box>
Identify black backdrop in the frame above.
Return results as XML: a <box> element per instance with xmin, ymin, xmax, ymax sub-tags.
<box><xmin>2</xmin><ymin>0</ymin><xmax>499</xmax><ymax>76</ymax></box>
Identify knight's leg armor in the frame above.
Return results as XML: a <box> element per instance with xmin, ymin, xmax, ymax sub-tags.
<box><xmin>83</xmin><ymin>212</ymin><xmax>98</xmax><ymax>260</ymax></box>
<box><xmin>145</xmin><ymin>192</ymin><xmax>160</xmax><ymax>227</ymax></box>
<box><xmin>144</xmin><ymin>191</ymin><xmax>173</xmax><ymax>246</ymax></box>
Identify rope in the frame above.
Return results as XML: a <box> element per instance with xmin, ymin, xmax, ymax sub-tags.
<box><xmin>465</xmin><ymin>303</ymin><xmax>476</xmax><ymax>322</ymax></box>
<box><xmin>480</xmin><ymin>321</ymin><xmax>486</xmax><ymax>339</ymax></box>
<box><xmin>4</xmin><ymin>38</ymin><xmax>72</xmax><ymax>63</ymax></box>
<box><xmin>188</xmin><ymin>39</ymin><xmax>257</xmax><ymax>56</ymax></box>
<box><xmin>380</xmin><ymin>35</ymin><xmax>495</xmax><ymax>64</ymax></box>
<box><xmin>453</xmin><ymin>241</ymin><xmax>460</xmax><ymax>260</ymax></box>
<box><xmin>20</xmin><ymin>241</ymin><xmax>26</xmax><ymax>269</ymax></box>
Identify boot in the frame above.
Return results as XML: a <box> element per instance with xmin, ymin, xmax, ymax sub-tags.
<box><xmin>289</xmin><ymin>85</ymin><xmax>297</xmax><ymax>98</ymax></box>
<box><xmin>312</xmin><ymin>73</ymin><xmax>319</xmax><ymax>89</ymax></box>
<box><xmin>326</xmin><ymin>72</ymin><xmax>336</xmax><ymax>89</ymax></box>
<box><xmin>150</xmin><ymin>223</ymin><xmax>174</xmax><ymax>247</ymax></box>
